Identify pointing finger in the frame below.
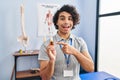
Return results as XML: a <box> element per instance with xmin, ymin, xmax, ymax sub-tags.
<box><xmin>56</xmin><ymin>42</ymin><xmax>67</xmax><ymax>46</ymax></box>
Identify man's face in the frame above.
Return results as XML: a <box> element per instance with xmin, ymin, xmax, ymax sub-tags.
<box><xmin>56</xmin><ymin>11</ymin><xmax>73</xmax><ymax>34</ymax></box>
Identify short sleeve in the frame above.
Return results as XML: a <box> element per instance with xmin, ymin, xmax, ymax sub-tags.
<box><xmin>79</xmin><ymin>38</ymin><xmax>88</xmax><ymax>52</ymax></box>
<box><xmin>74</xmin><ymin>36</ymin><xmax>88</xmax><ymax>53</ymax></box>
<box><xmin>38</xmin><ymin>43</ymin><xmax>49</xmax><ymax>60</ymax></box>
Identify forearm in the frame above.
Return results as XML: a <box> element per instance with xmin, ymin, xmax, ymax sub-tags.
<box><xmin>40</xmin><ymin>60</ymin><xmax>55</xmax><ymax>80</ymax></box>
<box><xmin>73</xmin><ymin>49</ymin><xmax>94</xmax><ymax>72</ymax></box>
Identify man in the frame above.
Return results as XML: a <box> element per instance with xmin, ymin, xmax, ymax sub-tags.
<box><xmin>38</xmin><ymin>4</ymin><xmax>94</xmax><ymax>80</ymax></box>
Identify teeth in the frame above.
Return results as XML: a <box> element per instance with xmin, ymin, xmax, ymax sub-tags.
<box><xmin>63</xmin><ymin>26</ymin><xmax>69</xmax><ymax>28</ymax></box>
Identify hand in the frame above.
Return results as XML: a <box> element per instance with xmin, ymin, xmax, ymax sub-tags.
<box><xmin>56</xmin><ymin>42</ymin><xmax>76</xmax><ymax>55</ymax></box>
<box><xmin>46</xmin><ymin>42</ymin><xmax>56</xmax><ymax>61</ymax></box>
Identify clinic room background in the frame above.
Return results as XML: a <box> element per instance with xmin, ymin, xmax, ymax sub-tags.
<box><xmin>0</xmin><ymin>0</ymin><xmax>120</xmax><ymax>80</ymax></box>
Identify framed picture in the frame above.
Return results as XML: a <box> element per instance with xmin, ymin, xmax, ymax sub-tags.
<box><xmin>37</xmin><ymin>4</ymin><xmax>59</xmax><ymax>38</ymax></box>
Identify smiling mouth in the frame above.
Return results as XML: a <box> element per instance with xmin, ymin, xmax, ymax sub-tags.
<box><xmin>62</xmin><ymin>25</ymin><xmax>70</xmax><ymax>28</ymax></box>
<box><xmin>62</xmin><ymin>26</ymin><xmax>70</xmax><ymax>31</ymax></box>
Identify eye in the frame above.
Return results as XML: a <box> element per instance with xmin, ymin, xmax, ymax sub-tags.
<box><xmin>68</xmin><ymin>17</ymin><xmax>73</xmax><ymax>21</ymax></box>
<box><xmin>59</xmin><ymin>17</ymin><xmax>65</xmax><ymax>20</ymax></box>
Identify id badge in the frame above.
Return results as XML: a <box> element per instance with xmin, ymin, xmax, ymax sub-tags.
<box><xmin>63</xmin><ymin>69</ymin><xmax>73</xmax><ymax>77</ymax></box>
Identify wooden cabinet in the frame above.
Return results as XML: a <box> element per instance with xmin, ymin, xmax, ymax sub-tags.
<box><xmin>13</xmin><ymin>50</ymin><xmax>41</xmax><ymax>80</ymax></box>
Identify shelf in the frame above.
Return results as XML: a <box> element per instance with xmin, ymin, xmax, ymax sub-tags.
<box><xmin>13</xmin><ymin>50</ymin><xmax>39</xmax><ymax>57</ymax></box>
<box><xmin>16</xmin><ymin>70</ymin><xmax>40</xmax><ymax>79</ymax></box>
<box><xmin>13</xmin><ymin>50</ymin><xmax>40</xmax><ymax>79</ymax></box>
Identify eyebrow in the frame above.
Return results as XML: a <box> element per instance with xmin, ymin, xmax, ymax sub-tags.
<box><xmin>59</xmin><ymin>15</ymin><xmax>65</xmax><ymax>18</ymax></box>
<box><xmin>59</xmin><ymin>15</ymin><xmax>72</xmax><ymax>18</ymax></box>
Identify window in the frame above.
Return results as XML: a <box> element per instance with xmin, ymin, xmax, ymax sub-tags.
<box><xmin>97</xmin><ymin>0</ymin><xmax>120</xmax><ymax>77</ymax></box>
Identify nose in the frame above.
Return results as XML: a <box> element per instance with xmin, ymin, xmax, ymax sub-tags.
<box><xmin>64</xmin><ymin>19</ymin><xmax>69</xmax><ymax>24</ymax></box>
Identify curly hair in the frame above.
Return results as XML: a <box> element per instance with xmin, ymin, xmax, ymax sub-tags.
<box><xmin>53</xmin><ymin>4</ymin><xmax>80</xmax><ymax>29</ymax></box>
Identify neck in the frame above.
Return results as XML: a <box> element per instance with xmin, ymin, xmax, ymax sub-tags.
<box><xmin>58</xmin><ymin>31</ymin><xmax>70</xmax><ymax>40</ymax></box>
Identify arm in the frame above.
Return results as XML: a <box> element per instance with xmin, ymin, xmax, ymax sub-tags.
<box><xmin>72</xmin><ymin>49</ymin><xmax>94</xmax><ymax>72</ymax></box>
<box><xmin>57</xmin><ymin>42</ymin><xmax>94</xmax><ymax>72</ymax></box>
<box><xmin>39</xmin><ymin>43</ymin><xmax>56</xmax><ymax>80</ymax></box>
<box><xmin>39</xmin><ymin>60</ymin><xmax>55</xmax><ymax>80</ymax></box>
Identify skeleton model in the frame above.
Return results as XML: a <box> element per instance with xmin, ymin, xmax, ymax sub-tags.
<box><xmin>17</xmin><ymin>4</ymin><xmax>29</xmax><ymax>52</ymax></box>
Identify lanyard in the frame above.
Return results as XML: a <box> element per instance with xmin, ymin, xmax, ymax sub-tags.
<box><xmin>59</xmin><ymin>39</ymin><xmax>72</xmax><ymax>67</ymax></box>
